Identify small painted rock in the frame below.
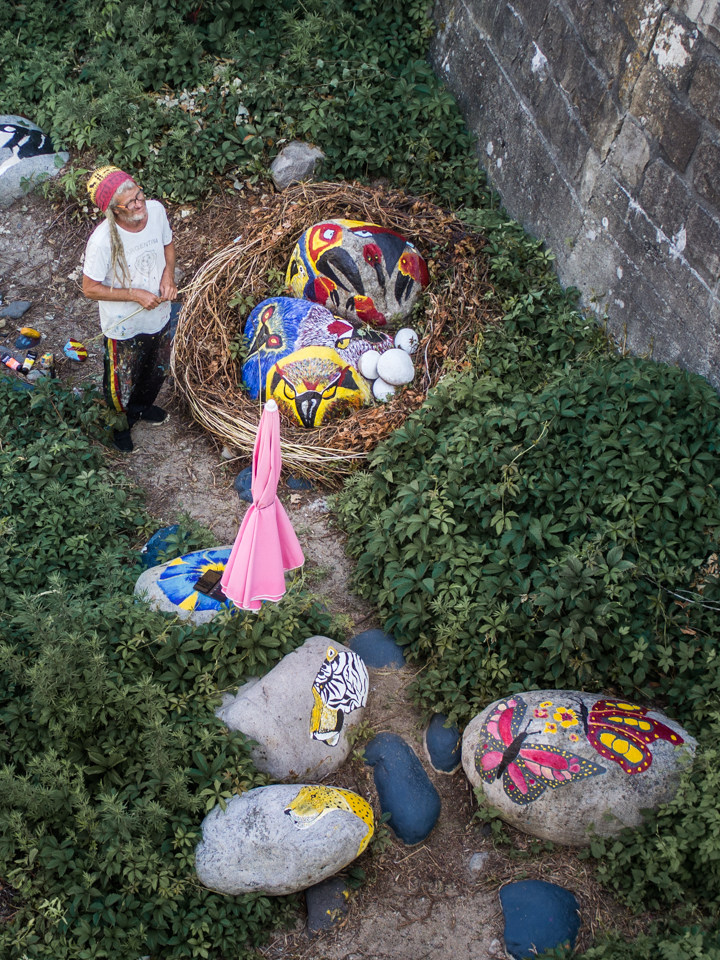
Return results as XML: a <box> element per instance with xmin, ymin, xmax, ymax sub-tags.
<box><xmin>395</xmin><ymin>327</ymin><xmax>419</xmax><ymax>354</ymax></box>
<box><xmin>134</xmin><ymin>546</ymin><xmax>233</xmax><ymax>624</ymax></box>
<box><xmin>349</xmin><ymin>628</ymin><xmax>405</xmax><ymax>669</ymax></box>
<box><xmin>359</xmin><ymin>349</ymin><xmax>381</xmax><ymax>380</ymax></box>
<box><xmin>234</xmin><ymin>466</ymin><xmax>253</xmax><ymax>503</ymax></box>
<box><xmin>140</xmin><ymin>524</ymin><xmax>181</xmax><ymax>568</ymax></box>
<box><xmin>500</xmin><ymin>880</ymin><xmax>580</xmax><ymax>960</ymax></box>
<box><xmin>286</xmin><ymin>220</ymin><xmax>429</xmax><ymax>327</ymax></box>
<box><xmin>15</xmin><ymin>334</ymin><xmax>35</xmax><ymax>349</ymax></box>
<box><xmin>267</xmin><ymin>346</ymin><xmax>372</xmax><ymax>428</ymax></box>
<box><xmin>305</xmin><ymin>877</ymin><xmax>351</xmax><ymax>934</ymax></box>
<box><xmin>373</xmin><ymin>378</ymin><xmax>395</xmax><ymax>401</ymax></box>
<box><xmin>64</xmin><ymin>340</ymin><xmax>87</xmax><ymax>362</ymax></box>
<box><xmin>376</xmin><ymin>348</ymin><xmax>414</xmax><ymax>386</ymax></box>
<box><xmin>287</xmin><ymin>474</ymin><xmax>313</xmax><ymax>491</ymax></box>
<box><xmin>424</xmin><ymin>714</ymin><xmax>462</xmax><ymax>774</ymax></box>
<box><xmin>195</xmin><ymin>783</ymin><xmax>373</xmax><ymax>896</ymax></box>
<box><xmin>241</xmin><ymin>297</ymin><xmax>392</xmax><ymax>401</ymax></box>
<box><xmin>19</xmin><ymin>327</ymin><xmax>41</xmax><ymax>339</ymax></box>
<box><xmin>363</xmin><ymin>733</ymin><xmax>441</xmax><ymax>845</ymax></box>
<box><xmin>0</xmin><ymin>300</ymin><xmax>31</xmax><ymax>320</ymax></box>
<box><xmin>216</xmin><ymin>635</ymin><xmax>368</xmax><ymax>780</ymax></box>
<box><xmin>462</xmin><ymin>690</ymin><xmax>696</xmax><ymax>845</ymax></box>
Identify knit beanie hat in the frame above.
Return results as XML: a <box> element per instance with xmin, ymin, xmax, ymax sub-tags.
<box><xmin>87</xmin><ymin>166</ymin><xmax>137</xmax><ymax>213</ymax></box>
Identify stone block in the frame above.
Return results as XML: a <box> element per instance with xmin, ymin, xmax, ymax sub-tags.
<box><xmin>630</xmin><ymin>64</ymin><xmax>702</xmax><ymax>170</ymax></box>
<box><xmin>500</xmin><ymin>0</ymin><xmax>548</xmax><ymax>38</ymax></box>
<box><xmin>528</xmin><ymin>76</ymin><xmax>589</xmax><ymax>178</ymax></box>
<box><xmin>675</xmin><ymin>0</ymin><xmax>720</xmax><ymax>44</ymax></box>
<box><xmin>689</xmin><ymin>55</ymin><xmax>720</xmax><ymax>131</ymax></box>
<box><xmin>685</xmin><ymin>204</ymin><xmax>720</xmax><ymax>282</ymax></box>
<box><xmin>617</xmin><ymin>0</ymin><xmax>671</xmax><ymax>105</ymax></box>
<box><xmin>487</xmin><ymin>0</ymin><xmax>530</xmax><ymax>66</ymax></box>
<box><xmin>692</xmin><ymin>134</ymin><xmax>720</xmax><ymax>208</ymax></box>
<box><xmin>608</xmin><ymin>117</ymin><xmax>651</xmax><ymax>187</ymax></box>
<box><xmin>650</xmin><ymin>11</ymin><xmax>700</xmax><ymax>90</ymax></box>
<box><xmin>564</xmin><ymin>0</ymin><xmax>627</xmax><ymax>81</ymax></box>
<box><xmin>639</xmin><ymin>159</ymin><xmax>695</xmax><ymax>240</ymax></box>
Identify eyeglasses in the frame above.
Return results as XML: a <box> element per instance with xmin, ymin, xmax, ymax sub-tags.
<box><xmin>116</xmin><ymin>190</ymin><xmax>146</xmax><ymax>209</ymax></box>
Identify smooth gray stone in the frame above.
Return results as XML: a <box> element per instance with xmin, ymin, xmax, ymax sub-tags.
<box><xmin>270</xmin><ymin>141</ymin><xmax>325</xmax><ymax>190</ymax></box>
<box><xmin>195</xmin><ymin>784</ymin><xmax>370</xmax><ymax>895</ymax></box>
<box><xmin>463</xmin><ymin>689</ymin><xmax>696</xmax><ymax>846</ymax></box>
<box><xmin>0</xmin><ymin>301</ymin><xmax>32</xmax><ymax>320</ymax></box>
<box><xmin>216</xmin><ymin>635</ymin><xmax>368</xmax><ymax>781</ymax></box>
<box><xmin>0</xmin><ymin>116</ymin><xmax>68</xmax><ymax>206</ymax></box>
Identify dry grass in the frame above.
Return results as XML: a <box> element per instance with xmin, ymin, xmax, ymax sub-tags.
<box><xmin>171</xmin><ymin>180</ymin><xmax>500</xmax><ymax>480</ymax></box>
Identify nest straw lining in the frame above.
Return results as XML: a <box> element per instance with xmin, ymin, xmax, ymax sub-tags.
<box><xmin>171</xmin><ymin>181</ymin><xmax>500</xmax><ymax>481</ymax></box>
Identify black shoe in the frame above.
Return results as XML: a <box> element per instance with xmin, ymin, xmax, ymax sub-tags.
<box><xmin>140</xmin><ymin>405</ymin><xmax>168</xmax><ymax>424</ymax></box>
<box><xmin>112</xmin><ymin>429</ymin><xmax>134</xmax><ymax>453</ymax></box>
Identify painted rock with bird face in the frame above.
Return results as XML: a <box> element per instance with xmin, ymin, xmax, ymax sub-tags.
<box><xmin>286</xmin><ymin>219</ymin><xmax>429</xmax><ymax>327</ymax></box>
<box><xmin>241</xmin><ymin>297</ymin><xmax>392</xmax><ymax>401</ymax></box>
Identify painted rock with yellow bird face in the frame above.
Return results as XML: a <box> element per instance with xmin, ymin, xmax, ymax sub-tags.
<box><xmin>286</xmin><ymin>219</ymin><xmax>429</xmax><ymax>327</ymax></box>
<box><xmin>266</xmin><ymin>346</ymin><xmax>372</xmax><ymax>428</ymax></box>
<box><xmin>463</xmin><ymin>689</ymin><xmax>696</xmax><ymax>846</ymax></box>
<box><xmin>241</xmin><ymin>296</ymin><xmax>393</xmax><ymax>401</ymax></box>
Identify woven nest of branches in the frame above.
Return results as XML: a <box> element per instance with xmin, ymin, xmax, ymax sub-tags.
<box><xmin>172</xmin><ymin>181</ymin><xmax>500</xmax><ymax>480</ymax></box>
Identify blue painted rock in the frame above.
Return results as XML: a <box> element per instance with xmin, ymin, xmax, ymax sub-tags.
<box><xmin>0</xmin><ymin>116</ymin><xmax>68</xmax><ymax>206</ymax></box>
<box><xmin>424</xmin><ymin>714</ymin><xmax>462</xmax><ymax>774</ymax></box>
<box><xmin>463</xmin><ymin>690</ymin><xmax>696</xmax><ymax>845</ymax></box>
<box><xmin>15</xmin><ymin>334</ymin><xmax>35</xmax><ymax>349</ymax></box>
<box><xmin>286</xmin><ymin>220</ymin><xmax>429</xmax><ymax>327</ymax></box>
<box><xmin>500</xmin><ymin>880</ymin><xmax>580</xmax><ymax>960</ymax></box>
<box><xmin>0</xmin><ymin>300</ymin><xmax>32</xmax><ymax>320</ymax></box>
<box><xmin>287</xmin><ymin>474</ymin><xmax>313</xmax><ymax>491</ymax></box>
<box><xmin>363</xmin><ymin>733</ymin><xmax>441</xmax><ymax>845</ymax></box>
<box><xmin>266</xmin><ymin>346</ymin><xmax>372</xmax><ymax>429</ymax></box>
<box><xmin>134</xmin><ymin>546</ymin><xmax>233</xmax><ymax>624</ymax></box>
<box><xmin>241</xmin><ymin>297</ymin><xmax>392</xmax><ymax>401</ymax></box>
<box><xmin>195</xmin><ymin>783</ymin><xmax>373</xmax><ymax>896</ymax></box>
<box><xmin>305</xmin><ymin>876</ymin><xmax>351</xmax><ymax>934</ymax></box>
<box><xmin>234</xmin><ymin>465</ymin><xmax>253</xmax><ymax>503</ymax></box>
<box><xmin>140</xmin><ymin>524</ymin><xmax>180</xmax><ymax>568</ymax></box>
<box><xmin>349</xmin><ymin>628</ymin><xmax>405</xmax><ymax>669</ymax></box>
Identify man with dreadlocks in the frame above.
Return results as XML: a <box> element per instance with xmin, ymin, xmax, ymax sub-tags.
<box><xmin>82</xmin><ymin>166</ymin><xmax>177</xmax><ymax>452</ymax></box>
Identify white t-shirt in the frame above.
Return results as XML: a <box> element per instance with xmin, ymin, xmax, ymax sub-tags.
<box><xmin>83</xmin><ymin>199</ymin><xmax>173</xmax><ymax>340</ymax></box>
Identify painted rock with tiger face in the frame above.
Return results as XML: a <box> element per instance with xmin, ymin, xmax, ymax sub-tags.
<box><xmin>286</xmin><ymin>219</ymin><xmax>429</xmax><ymax>327</ymax></box>
<box><xmin>462</xmin><ymin>690</ymin><xmax>695</xmax><ymax>846</ymax></box>
<box><xmin>216</xmin><ymin>635</ymin><xmax>369</xmax><ymax>781</ymax></box>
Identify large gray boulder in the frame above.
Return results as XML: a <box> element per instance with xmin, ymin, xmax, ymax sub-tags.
<box><xmin>270</xmin><ymin>140</ymin><xmax>324</xmax><ymax>190</ymax></box>
<box><xmin>195</xmin><ymin>783</ymin><xmax>374</xmax><ymax>895</ymax></box>
<box><xmin>463</xmin><ymin>690</ymin><xmax>695</xmax><ymax>846</ymax></box>
<box><xmin>0</xmin><ymin>116</ymin><xmax>69</xmax><ymax>206</ymax></box>
<box><xmin>133</xmin><ymin>546</ymin><xmax>233</xmax><ymax>625</ymax></box>
<box><xmin>216</xmin><ymin>635</ymin><xmax>368</xmax><ymax>781</ymax></box>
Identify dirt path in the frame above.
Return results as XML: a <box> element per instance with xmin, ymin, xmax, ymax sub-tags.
<box><xmin>0</xmin><ymin>191</ymin><xmax>637</xmax><ymax>960</ymax></box>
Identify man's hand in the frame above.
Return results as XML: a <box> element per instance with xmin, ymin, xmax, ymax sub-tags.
<box><xmin>133</xmin><ymin>288</ymin><xmax>163</xmax><ymax>310</ymax></box>
<box><xmin>160</xmin><ymin>268</ymin><xmax>177</xmax><ymax>301</ymax></box>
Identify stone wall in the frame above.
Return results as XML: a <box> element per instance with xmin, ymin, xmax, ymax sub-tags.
<box><xmin>430</xmin><ymin>0</ymin><xmax>720</xmax><ymax>387</ymax></box>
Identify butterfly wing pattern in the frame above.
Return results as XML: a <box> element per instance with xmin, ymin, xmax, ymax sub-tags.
<box><xmin>475</xmin><ymin>697</ymin><xmax>606</xmax><ymax>805</ymax></box>
<box><xmin>585</xmin><ymin>700</ymin><xmax>684</xmax><ymax>774</ymax></box>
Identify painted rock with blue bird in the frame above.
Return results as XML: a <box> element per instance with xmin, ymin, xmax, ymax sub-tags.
<box><xmin>286</xmin><ymin>220</ymin><xmax>429</xmax><ymax>327</ymax></box>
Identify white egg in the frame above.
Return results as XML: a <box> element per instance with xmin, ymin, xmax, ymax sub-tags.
<box><xmin>376</xmin><ymin>348</ymin><xmax>415</xmax><ymax>386</ymax></box>
<box><xmin>373</xmin><ymin>377</ymin><xmax>396</xmax><ymax>401</ymax></box>
<box><xmin>359</xmin><ymin>349</ymin><xmax>381</xmax><ymax>380</ymax></box>
<box><xmin>394</xmin><ymin>327</ymin><xmax>419</xmax><ymax>355</ymax></box>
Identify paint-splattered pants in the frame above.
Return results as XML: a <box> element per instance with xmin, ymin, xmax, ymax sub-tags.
<box><xmin>103</xmin><ymin>319</ymin><xmax>172</xmax><ymax>429</ymax></box>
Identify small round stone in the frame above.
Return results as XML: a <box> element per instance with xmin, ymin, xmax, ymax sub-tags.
<box><xmin>373</xmin><ymin>377</ymin><xmax>396</xmax><ymax>401</ymax></box>
<box><xmin>394</xmin><ymin>327</ymin><xmax>419</xmax><ymax>354</ymax></box>
<box><xmin>468</xmin><ymin>851</ymin><xmax>490</xmax><ymax>874</ymax></box>
<box><xmin>359</xmin><ymin>349</ymin><xmax>381</xmax><ymax>379</ymax></box>
<box><xmin>376</xmin><ymin>348</ymin><xmax>415</xmax><ymax>386</ymax></box>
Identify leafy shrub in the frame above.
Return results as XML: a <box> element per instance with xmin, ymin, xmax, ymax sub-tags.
<box><xmin>336</xmin><ymin>246</ymin><xmax>720</xmax><ymax>729</ymax></box>
<box><xmin>537</xmin><ymin>927</ymin><xmax>720</xmax><ymax>960</ymax></box>
<box><xmin>0</xmin><ymin>377</ymin><xmax>334</xmax><ymax>959</ymax></box>
<box><xmin>0</xmin><ymin>0</ymin><xmax>488</xmax><ymax>205</ymax></box>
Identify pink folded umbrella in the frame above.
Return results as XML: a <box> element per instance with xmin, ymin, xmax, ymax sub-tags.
<box><xmin>220</xmin><ymin>399</ymin><xmax>304</xmax><ymax>610</ymax></box>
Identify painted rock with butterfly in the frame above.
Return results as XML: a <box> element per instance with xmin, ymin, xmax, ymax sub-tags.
<box><xmin>462</xmin><ymin>690</ymin><xmax>695</xmax><ymax>846</ymax></box>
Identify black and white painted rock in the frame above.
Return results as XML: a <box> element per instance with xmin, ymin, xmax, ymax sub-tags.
<box><xmin>463</xmin><ymin>690</ymin><xmax>695</xmax><ymax>845</ymax></box>
<box><xmin>133</xmin><ymin>546</ymin><xmax>233</xmax><ymax>624</ymax></box>
<box><xmin>305</xmin><ymin>876</ymin><xmax>351</xmax><ymax>934</ymax></box>
<box><xmin>363</xmin><ymin>733</ymin><xmax>441</xmax><ymax>846</ymax></box>
<box><xmin>216</xmin><ymin>635</ymin><xmax>369</xmax><ymax>781</ymax></box>
<box><xmin>195</xmin><ymin>783</ymin><xmax>373</xmax><ymax>896</ymax></box>
<box><xmin>270</xmin><ymin>141</ymin><xmax>325</xmax><ymax>191</ymax></box>
<box><xmin>500</xmin><ymin>880</ymin><xmax>580</xmax><ymax>960</ymax></box>
<box><xmin>424</xmin><ymin>713</ymin><xmax>462</xmax><ymax>774</ymax></box>
<box><xmin>0</xmin><ymin>116</ymin><xmax>68</xmax><ymax>206</ymax></box>
<box><xmin>349</xmin><ymin>628</ymin><xmax>405</xmax><ymax>669</ymax></box>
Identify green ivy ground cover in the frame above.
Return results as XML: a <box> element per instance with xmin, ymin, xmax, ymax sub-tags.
<box><xmin>0</xmin><ymin>377</ymin><xmax>336</xmax><ymax>959</ymax></box>
<box><xmin>0</xmin><ymin>0</ymin><xmax>487</xmax><ymax>206</ymax></box>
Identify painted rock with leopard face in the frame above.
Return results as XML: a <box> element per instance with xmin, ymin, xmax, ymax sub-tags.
<box><xmin>216</xmin><ymin>635</ymin><xmax>369</xmax><ymax>781</ymax></box>
<box><xmin>462</xmin><ymin>690</ymin><xmax>695</xmax><ymax>846</ymax></box>
<box><xmin>195</xmin><ymin>783</ymin><xmax>374</xmax><ymax>895</ymax></box>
